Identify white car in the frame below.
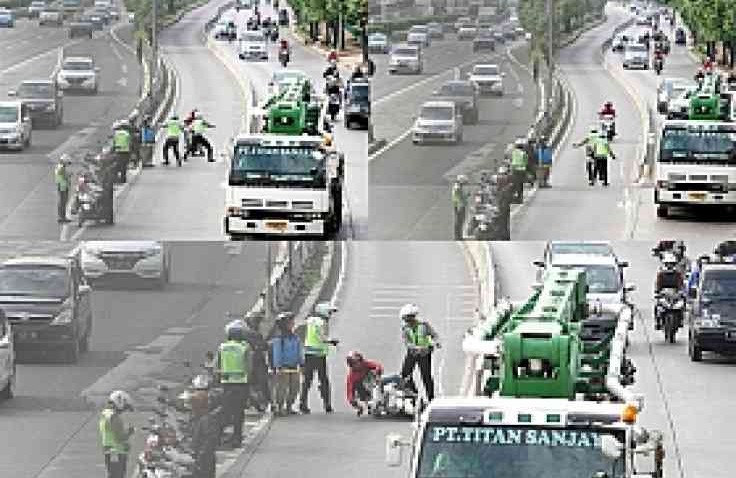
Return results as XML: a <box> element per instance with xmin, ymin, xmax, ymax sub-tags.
<box><xmin>412</xmin><ymin>100</ymin><xmax>463</xmax><ymax>145</ymax></box>
<box><xmin>0</xmin><ymin>101</ymin><xmax>31</xmax><ymax>150</ymax></box>
<box><xmin>57</xmin><ymin>56</ymin><xmax>99</xmax><ymax>94</ymax></box>
<box><xmin>623</xmin><ymin>43</ymin><xmax>649</xmax><ymax>69</ymax></box>
<box><xmin>388</xmin><ymin>44</ymin><xmax>422</xmax><ymax>75</ymax></box>
<box><xmin>468</xmin><ymin>63</ymin><xmax>505</xmax><ymax>96</ymax></box>
<box><xmin>457</xmin><ymin>24</ymin><xmax>477</xmax><ymax>40</ymax></box>
<box><xmin>666</xmin><ymin>87</ymin><xmax>696</xmax><ymax>119</ymax></box>
<box><xmin>238</xmin><ymin>30</ymin><xmax>268</xmax><ymax>60</ymax></box>
<box><xmin>79</xmin><ymin>241</ymin><xmax>170</xmax><ymax>288</ymax></box>
<box><xmin>406</xmin><ymin>32</ymin><xmax>428</xmax><ymax>49</ymax></box>
<box><xmin>408</xmin><ymin>25</ymin><xmax>430</xmax><ymax>46</ymax></box>
<box><xmin>454</xmin><ymin>16</ymin><xmax>471</xmax><ymax>31</ymax></box>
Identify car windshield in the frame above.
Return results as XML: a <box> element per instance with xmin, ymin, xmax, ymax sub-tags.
<box><xmin>627</xmin><ymin>44</ymin><xmax>647</xmax><ymax>52</ymax></box>
<box><xmin>474</xmin><ymin>66</ymin><xmax>499</xmax><ymax>76</ymax></box>
<box><xmin>0</xmin><ymin>265</ymin><xmax>69</xmax><ymax>297</ymax></box>
<box><xmin>18</xmin><ymin>83</ymin><xmax>53</xmax><ymax>98</ymax></box>
<box><xmin>701</xmin><ymin>270</ymin><xmax>736</xmax><ymax>299</ymax></box>
<box><xmin>417</xmin><ymin>425</ymin><xmax>626</xmax><ymax>478</ymax></box>
<box><xmin>550</xmin><ymin>243</ymin><xmax>613</xmax><ymax>256</ymax></box>
<box><xmin>438</xmin><ymin>83</ymin><xmax>474</xmax><ymax>96</ymax></box>
<box><xmin>557</xmin><ymin>264</ymin><xmax>620</xmax><ymax>293</ymax></box>
<box><xmin>31</xmin><ymin>2</ymin><xmax>46</xmax><ymax>6</ymax></box>
<box><xmin>43</xmin><ymin>7</ymin><xmax>58</xmax><ymax>12</ymax></box>
<box><xmin>408</xmin><ymin>34</ymin><xmax>423</xmax><ymax>41</ymax></box>
<box><xmin>410</xmin><ymin>26</ymin><xmax>427</xmax><ymax>33</ymax></box>
<box><xmin>63</xmin><ymin>61</ymin><xmax>93</xmax><ymax>71</ymax></box>
<box><xmin>420</xmin><ymin>106</ymin><xmax>453</xmax><ymax>121</ymax></box>
<box><xmin>349</xmin><ymin>84</ymin><xmax>369</xmax><ymax>102</ymax></box>
<box><xmin>232</xmin><ymin>145</ymin><xmax>323</xmax><ymax>180</ymax></box>
<box><xmin>393</xmin><ymin>48</ymin><xmax>417</xmax><ymax>57</ymax></box>
<box><xmin>243</xmin><ymin>32</ymin><xmax>264</xmax><ymax>42</ymax></box>
<box><xmin>0</xmin><ymin>106</ymin><xmax>19</xmax><ymax>123</ymax></box>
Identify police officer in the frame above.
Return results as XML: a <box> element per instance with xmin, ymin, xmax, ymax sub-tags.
<box><xmin>217</xmin><ymin>322</ymin><xmax>251</xmax><ymax>448</ymax></box>
<box><xmin>98</xmin><ymin>390</ymin><xmax>134</xmax><ymax>478</ymax></box>
<box><xmin>494</xmin><ymin>165</ymin><xmax>513</xmax><ymax>240</ymax></box>
<box><xmin>54</xmin><ymin>155</ymin><xmax>71</xmax><ymax>223</ymax></box>
<box><xmin>299</xmin><ymin>302</ymin><xmax>338</xmax><ymax>414</ymax></box>
<box><xmin>510</xmin><ymin>138</ymin><xmax>528</xmax><ymax>203</ymax></box>
<box><xmin>162</xmin><ymin>114</ymin><xmax>183</xmax><ymax>166</ymax></box>
<box><xmin>572</xmin><ymin>125</ymin><xmax>600</xmax><ymax>185</ymax></box>
<box><xmin>185</xmin><ymin>111</ymin><xmax>215</xmax><ymax>162</ymax></box>
<box><xmin>593</xmin><ymin>130</ymin><xmax>616</xmax><ymax>186</ymax></box>
<box><xmin>111</xmin><ymin>120</ymin><xmax>131</xmax><ymax>183</ymax></box>
<box><xmin>399</xmin><ymin>304</ymin><xmax>440</xmax><ymax>401</ymax></box>
<box><xmin>451</xmin><ymin>175</ymin><xmax>468</xmax><ymax>240</ymax></box>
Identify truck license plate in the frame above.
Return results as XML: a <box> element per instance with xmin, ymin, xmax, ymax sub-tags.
<box><xmin>266</xmin><ymin>221</ymin><xmax>287</xmax><ymax>232</ymax></box>
<box><xmin>688</xmin><ymin>192</ymin><xmax>706</xmax><ymax>201</ymax></box>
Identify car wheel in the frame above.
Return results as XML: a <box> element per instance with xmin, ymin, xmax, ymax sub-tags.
<box><xmin>656</xmin><ymin>204</ymin><xmax>669</xmax><ymax>218</ymax></box>
<box><xmin>0</xmin><ymin>364</ymin><xmax>15</xmax><ymax>400</ymax></box>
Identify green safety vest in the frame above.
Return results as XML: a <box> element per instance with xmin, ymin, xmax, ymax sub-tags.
<box><xmin>192</xmin><ymin>118</ymin><xmax>206</xmax><ymax>134</ymax></box>
<box><xmin>166</xmin><ymin>119</ymin><xmax>182</xmax><ymax>138</ymax></box>
<box><xmin>406</xmin><ymin>323</ymin><xmax>433</xmax><ymax>348</ymax></box>
<box><xmin>113</xmin><ymin>129</ymin><xmax>130</xmax><ymax>153</ymax></box>
<box><xmin>511</xmin><ymin>148</ymin><xmax>527</xmax><ymax>171</ymax></box>
<box><xmin>219</xmin><ymin>340</ymin><xmax>249</xmax><ymax>384</ymax></box>
<box><xmin>304</xmin><ymin>317</ymin><xmax>328</xmax><ymax>356</ymax></box>
<box><xmin>452</xmin><ymin>187</ymin><xmax>466</xmax><ymax>208</ymax></box>
<box><xmin>54</xmin><ymin>165</ymin><xmax>69</xmax><ymax>192</ymax></box>
<box><xmin>98</xmin><ymin>408</ymin><xmax>128</xmax><ymax>454</ymax></box>
<box><xmin>594</xmin><ymin>137</ymin><xmax>610</xmax><ymax>157</ymax></box>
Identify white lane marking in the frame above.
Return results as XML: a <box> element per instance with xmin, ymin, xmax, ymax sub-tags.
<box><xmin>0</xmin><ymin>43</ymin><xmax>72</xmax><ymax>75</ymax></box>
<box><xmin>116</xmin><ymin>77</ymin><xmax>128</xmax><ymax>87</ymax></box>
<box><xmin>122</xmin><ymin>63</ymin><xmax>128</xmax><ymax>74</ymax></box>
<box><xmin>368</xmin><ymin>127</ymin><xmax>412</xmax><ymax>162</ymax></box>
<box><xmin>329</xmin><ymin>240</ymin><xmax>347</xmax><ymax>308</ymax></box>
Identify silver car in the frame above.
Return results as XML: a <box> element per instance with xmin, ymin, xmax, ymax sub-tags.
<box><xmin>388</xmin><ymin>44</ymin><xmax>422</xmax><ymax>75</ymax></box>
<box><xmin>0</xmin><ymin>101</ymin><xmax>31</xmax><ymax>150</ymax></box>
<box><xmin>79</xmin><ymin>241</ymin><xmax>170</xmax><ymax>288</ymax></box>
<box><xmin>412</xmin><ymin>100</ymin><xmax>463</xmax><ymax>145</ymax></box>
<box><xmin>239</xmin><ymin>30</ymin><xmax>268</xmax><ymax>60</ymax></box>
<box><xmin>368</xmin><ymin>32</ymin><xmax>389</xmax><ymax>53</ymax></box>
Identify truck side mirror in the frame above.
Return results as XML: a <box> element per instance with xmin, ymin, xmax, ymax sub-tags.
<box><xmin>533</xmin><ymin>260</ymin><xmax>544</xmax><ymax>268</ymax></box>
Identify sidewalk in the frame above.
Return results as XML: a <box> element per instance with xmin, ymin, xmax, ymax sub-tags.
<box><xmin>288</xmin><ymin>21</ymin><xmax>364</xmax><ymax>70</ymax></box>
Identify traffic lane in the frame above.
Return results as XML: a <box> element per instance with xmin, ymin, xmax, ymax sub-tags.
<box><xmin>606</xmin><ymin>30</ymin><xmax>736</xmax><ymax>237</ymax></box>
<box><xmin>512</xmin><ymin>6</ymin><xmax>641</xmax><ymax>240</ymax></box>
<box><xmin>224</xmin><ymin>6</ymin><xmax>368</xmax><ymax>236</ymax></box>
<box><xmin>77</xmin><ymin>0</ymin><xmax>241</xmax><ymax>240</ymax></box>
<box><xmin>373</xmin><ymin>46</ymin><xmax>509</xmax><ymax>142</ymax></box>
<box><xmin>490</xmin><ymin>240</ymin><xmax>736</xmax><ymax>478</ymax></box>
<box><xmin>0</xmin><ymin>242</ymin><xmax>269</xmax><ymax>478</ymax></box>
<box><xmin>241</xmin><ymin>241</ymin><xmax>476</xmax><ymax>477</ymax></box>
<box><xmin>372</xmin><ymin>36</ymin><xmax>475</xmax><ymax>100</ymax></box>
<box><xmin>369</xmin><ymin>57</ymin><xmax>536</xmax><ymax>240</ymax></box>
<box><xmin>0</xmin><ymin>19</ymin><xmax>71</xmax><ymax>71</ymax></box>
<box><xmin>0</xmin><ymin>31</ymin><xmax>140</xmax><ymax>240</ymax></box>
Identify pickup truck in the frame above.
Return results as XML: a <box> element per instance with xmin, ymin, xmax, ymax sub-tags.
<box><xmin>0</xmin><ymin>255</ymin><xmax>93</xmax><ymax>363</ymax></box>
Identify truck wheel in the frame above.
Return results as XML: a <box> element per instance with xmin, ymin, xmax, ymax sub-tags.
<box><xmin>64</xmin><ymin>339</ymin><xmax>80</xmax><ymax>363</ymax></box>
<box><xmin>0</xmin><ymin>364</ymin><xmax>14</xmax><ymax>400</ymax></box>
<box><xmin>656</xmin><ymin>204</ymin><xmax>669</xmax><ymax>218</ymax></box>
<box><xmin>688</xmin><ymin>336</ymin><xmax>702</xmax><ymax>362</ymax></box>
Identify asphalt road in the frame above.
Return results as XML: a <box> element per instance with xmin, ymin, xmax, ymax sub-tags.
<box><xmin>491</xmin><ymin>240</ymin><xmax>736</xmax><ymax>478</ymax></box>
<box><xmin>0</xmin><ymin>241</ymin><xmax>269</xmax><ymax>477</ymax></box>
<box><xmin>239</xmin><ymin>241</ymin><xmax>477</xmax><ymax>477</ymax></box>
<box><xmin>369</xmin><ymin>37</ymin><xmax>538</xmax><ymax>240</ymax></box>
<box><xmin>0</xmin><ymin>20</ymin><xmax>141</xmax><ymax>240</ymax></box>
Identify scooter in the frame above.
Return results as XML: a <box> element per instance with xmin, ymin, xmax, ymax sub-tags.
<box><xmin>654</xmin><ymin>56</ymin><xmax>663</xmax><ymax>75</ymax></box>
<box><xmin>328</xmin><ymin>93</ymin><xmax>341</xmax><ymax>121</ymax></box>
<box><xmin>654</xmin><ymin>289</ymin><xmax>685</xmax><ymax>343</ymax></box>
<box><xmin>74</xmin><ymin>176</ymin><xmax>107</xmax><ymax>227</ymax></box>
<box><xmin>279</xmin><ymin>48</ymin><xmax>289</xmax><ymax>67</ymax></box>
<box><xmin>599</xmin><ymin>113</ymin><xmax>616</xmax><ymax>140</ymax></box>
<box><xmin>368</xmin><ymin>374</ymin><xmax>419</xmax><ymax>419</ymax></box>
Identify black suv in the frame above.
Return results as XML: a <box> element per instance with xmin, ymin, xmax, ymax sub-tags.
<box><xmin>0</xmin><ymin>255</ymin><xmax>92</xmax><ymax>363</ymax></box>
<box><xmin>344</xmin><ymin>78</ymin><xmax>369</xmax><ymax>130</ymax></box>
<box><xmin>688</xmin><ymin>262</ymin><xmax>736</xmax><ymax>361</ymax></box>
<box><xmin>10</xmin><ymin>79</ymin><xmax>64</xmax><ymax>128</ymax></box>
<box><xmin>473</xmin><ymin>30</ymin><xmax>496</xmax><ymax>52</ymax></box>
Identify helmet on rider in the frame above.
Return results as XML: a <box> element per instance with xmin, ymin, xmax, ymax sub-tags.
<box><xmin>399</xmin><ymin>303</ymin><xmax>419</xmax><ymax>321</ymax></box>
<box><xmin>605</xmin><ymin>101</ymin><xmax>613</xmax><ymax>109</ymax></box>
<box><xmin>108</xmin><ymin>390</ymin><xmax>133</xmax><ymax>411</ymax></box>
<box><xmin>225</xmin><ymin>319</ymin><xmax>245</xmax><ymax>340</ymax></box>
<box><xmin>346</xmin><ymin>350</ymin><xmax>364</xmax><ymax>368</ymax></box>
<box><xmin>170</xmin><ymin>113</ymin><xmax>179</xmax><ymax>120</ymax></box>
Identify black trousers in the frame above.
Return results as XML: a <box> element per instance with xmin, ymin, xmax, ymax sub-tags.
<box><xmin>114</xmin><ymin>152</ymin><xmax>129</xmax><ymax>183</ymax></box>
<box><xmin>163</xmin><ymin>137</ymin><xmax>179</xmax><ymax>163</ymax></box>
<box><xmin>222</xmin><ymin>383</ymin><xmax>248</xmax><ymax>446</ymax></box>
<box><xmin>57</xmin><ymin>189</ymin><xmax>68</xmax><ymax>220</ymax></box>
<box><xmin>594</xmin><ymin>156</ymin><xmax>608</xmax><ymax>185</ymax></box>
<box><xmin>300</xmin><ymin>354</ymin><xmax>331</xmax><ymax>409</ymax></box>
<box><xmin>400</xmin><ymin>351</ymin><xmax>434</xmax><ymax>401</ymax></box>
<box><xmin>103</xmin><ymin>452</ymin><xmax>127</xmax><ymax>478</ymax></box>
<box><xmin>454</xmin><ymin>205</ymin><xmax>465</xmax><ymax>240</ymax></box>
<box><xmin>512</xmin><ymin>170</ymin><xmax>525</xmax><ymax>202</ymax></box>
<box><xmin>188</xmin><ymin>133</ymin><xmax>213</xmax><ymax>160</ymax></box>
<box><xmin>353</xmin><ymin>378</ymin><xmax>371</xmax><ymax>403</ymax></box>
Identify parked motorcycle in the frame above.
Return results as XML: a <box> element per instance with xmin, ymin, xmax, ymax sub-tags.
<box><xmin>654</xmin><ymin>289</ymin><xmax>685</xmax><ymax>343</ymax></box>
<box><xmin>368</xmin><ymin>374</ymin><xmax>419</xmax><ymax>419</ymax></box>
<box><xmin>74</xmin><ymin>175</ymin><xmax>106</xmax><ymax>227</ymax></box>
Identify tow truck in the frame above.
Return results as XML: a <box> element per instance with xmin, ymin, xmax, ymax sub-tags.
<box><xmin>223</xmin><ymin>76</ymin><xmax>344</xmax><ymax>239</ymax></box>
<box><xmin>655</xmin><ymin>71</ymin><xmax>736</xmax><ymax>218</ymax></box>
<box><xmin>386</xmin><ymin>267</ymin><xmax>665</xmax><ymax>478</ymax></box>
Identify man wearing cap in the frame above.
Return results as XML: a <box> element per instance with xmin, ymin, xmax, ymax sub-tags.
<box><xmin>299</xmin><ymin>302</ymin><xmax>338</xmax><ymax>414</ymax></box>
<box><xmin>54</xmin><ymin>155</ymin><xmax>71</xmax><ymax>223</ymax></box>
<box><xmin>111</xmin><ymin>120</ymin><xmax>131</xmax><ymax>183</ymax></box>
<box><xmin>573</xmin><ymin>125</ymin><xmax>601</xmax><ymax>185</ymax></box>
<box><xmin>510</xmin><ymin>138</ymin><xmax>528</xmax><ymax>203</ymax></box>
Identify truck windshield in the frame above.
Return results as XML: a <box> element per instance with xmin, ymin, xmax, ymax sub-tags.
<box><xmin>0</xmin><ymin>106</ymin><xmax>18</xmax><ymax>123</ymax></box>
<box><xmin>231</xmin><ymin>145</ymin><xmax>324</xmax><ymax>184</ymax></box>
<box><xmin>660</xmin><ymin>126</ymin><xmax>736</xmax><ymax>162</ymax></box>
<box><xmin>702</xmin><ymin>270</ymin><xmax>736</xmax><ymax>299</ymax></box>
<box><xmin>0</xmin><ymin>265</ymin><xmax>69</xmax><ymax>297</ymax></box>
<box><xmin>18</xmin><ymin>83</ymin><xmax>53</xmax><ymax>99</ymax></box>
<box><xmin>349</xmin><ymin>84</ymin><xmax>369</xmax><ymax>103</ymax></box>
<box><xmin>551</xmin><ymin>243</ymin><xmax>613</xmax><ymax>256</ymax></box>
<box><xmin>417</xmin><ymin>425</ymin><xmax>626</xmax><ymax>478</ymax></box>
<box><xmin>557</xmin><ymin>264</ymin><xmax>620</xmax><ymax>293</ymax></box>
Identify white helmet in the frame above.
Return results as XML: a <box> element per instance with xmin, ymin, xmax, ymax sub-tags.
<box><xmin>191</xmin><ymin>374</ymin><xmax>210</xmax><ymax>390</ymax></box>
<box><xmin>400</xmin><ymin>303</ymin><xmax>419</xmax><ymax>320</ymax></box>
<box><xmin>108</xmin><ymin>390</ymin><xmax>133</xmax><ymax>411</ymax></box>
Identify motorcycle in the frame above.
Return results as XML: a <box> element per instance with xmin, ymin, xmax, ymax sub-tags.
<box><xmin>367</xmin><ymin>374</ymin><xmax>419</xmax><ymax>419</ymax></box>
<box><xmin>654</xmin><ymin>289</ymin><xmax>685</xmax><ymax>343</ymax></box>
<box><xmin>270</xmin><ymin>28</ymin><xmax>279</xmax><ymax>41</ymax></box>
<box><xmin>599</xmin><ymin>114</ymin><xmax>615</xmax><ymax>141</ymax></box>
<box><xmin>279</xmin><ymin>48</ymin><xmax>289</xmax><ymax>67</ymax></box>
<box><xmin>327</xmin><ymin>92</ymin><xmax>341</xmax><ymax>121</ymax></box>
<box><xmin>74</xmin><ymin>175</ymin><xmax>107</xmax><ymax>227</ymax></box>
<box><xmin>654</xmin><ymin>56</ymin><xmax>663</xmax><ymax>75</ymax></box>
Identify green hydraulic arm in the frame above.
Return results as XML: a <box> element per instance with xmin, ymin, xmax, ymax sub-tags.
<box><xmin>689</xmin><ymin>72</ymin><xmax>726</xmax><ymax>121</ymax></box>
<box><xmin>262</xmin><ymin>78</ymin><xmax>323</xmax><ymax>136</ymax></box>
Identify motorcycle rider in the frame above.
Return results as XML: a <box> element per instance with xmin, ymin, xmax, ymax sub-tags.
<box><xmin>185</xmin><ymin>111</ymin><xmax>215</xmax><ymax>162</ymax></box>
<box><xmin>98</xmin><ymin>390</ymin><xmax>135</xmax><ymax>478</ymax></box>
<box><xmin>345</xmin><ymin>351</ymin><xmax>383</xmax><ymax>417</ymax></box>
<box><xmin>162</xmin><ymin>114</ymin><xmax>183</xmax><ymax>166</ymax></box>
<box><xmin>278</xmin><ymin>39</ymin><xmax>290</xmax><ymax>66</ymax></box>
<box><xmin>654</xmin><ymin>49</ymin><xmax>665</xmax><ymax>73</ymax></box>
<box><xmin>324</xmin><ymin>59</ymin><xmax>340</xmax><ymax>82</ymax></box>
<box><xmin>654</xmin><ymin>254</ymin><xmax>685</xmax><ymax>330</ymax></box>
<box><xmin>217</xmin><ymin>321</ymin><xmax>251</xmax><ymax>448</ymax></box>
<box><xmin>399</xmin><ymin>304</ymin><xmax>440</xmax><ymax>402</ymax></box>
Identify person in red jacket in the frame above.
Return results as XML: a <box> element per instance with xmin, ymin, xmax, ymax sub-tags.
<box><xmin>346</xmin><ymin>351</ymin><xmax>383</xmax><ymax>416</ymax></box>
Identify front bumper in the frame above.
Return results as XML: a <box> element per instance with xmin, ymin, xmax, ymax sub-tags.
<box><xmin>225</xmin><ymin>216</ymin><xmax>326</xmax><ymax>236</ymax></box>
<box><xmin>82</xmin><ymin>254</ymin><xmax>164</xmax><ymax>280</ymax></box>
<box><xmin>388</xmin><ymin>63</ymin><xmax>420</xmax><ymax>73</ymax></box>
<box><xmin>656</xmin><ymin>186</ymin><xmax>736</xmax><ymax>205</ymax></box>
<box><xmin>692</xmin><ymin>328</ymin><xmax>736</xmax><ymax>353</ymax></box>
<box><xmin>0</xmin><ymin>133</ymin><xmax>24</xmax><ymax>149</ymax></box>
<box><xmin>240</xmin><ymin>50</ymin><xmax>268</xmax><ymax>59</ymax></box>
<box><xmin>413</xmin><ymin>130</ymin><xmax>457</xmax><ymax>143</ymax></box>
<box><xmin>58</xmin><ymin>78</ymin><xmax>96</xmax><ymax>91</ymax></box>
<box><xmin>624</xmin><ymin>61</ymin><xmax>648</xmax><ymax>69</ymax></box>
<box><xmin>475</xmin><ymin>82</ymin><xmax>503</xmax><ymax>95</ymax></box>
